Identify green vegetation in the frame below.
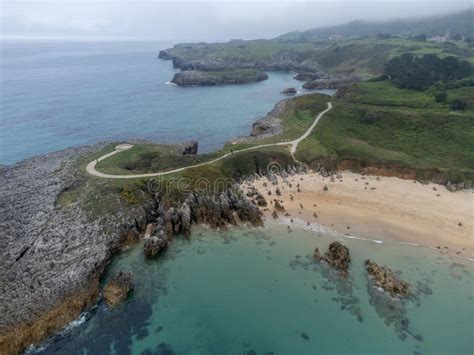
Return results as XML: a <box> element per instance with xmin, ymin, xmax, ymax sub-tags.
<box><xmin>293</xmin><ymin>81</ymin><xmax>474</xmax><ymax>182</ymax></box>
<box><xmin>384</xmin><ymin>53</ymin><xmax>473</xmax><ymax>90</ymax></box>
<box><xmin>162</xmin><ymin>11</ymin><xmax>474</xmax><ymax>80</ymax></box>
<box><xmin>95</xmin><ymin>143</ymin><xmax>219</xmax><ymax>175</ymax></box>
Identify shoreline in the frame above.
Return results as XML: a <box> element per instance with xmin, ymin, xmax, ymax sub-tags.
<box><xmin>242</xmin><ymin>170</ymin><xmax>474</xmax><ymax>259</ymax></box>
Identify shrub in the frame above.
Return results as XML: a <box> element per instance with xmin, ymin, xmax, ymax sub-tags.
<box><xmin>450</xmin><ymin>99</ymin><xmax>468</xmax><ymax>111</ymax></box>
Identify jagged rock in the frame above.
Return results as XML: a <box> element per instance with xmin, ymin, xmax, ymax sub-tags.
<box><xmin>274</xmin><ymin>200</ymin><xmax>285</xmax><ymax>211</ymax></box>
<box><xmin>255</xmin><ymin>193</ymin><xmax>267</xmax><ymax>207</ymax></box>
<box><xmin>281</xmin><ymin>87</ymin><xmax>297</xmax><ymax>94</ymax></box>
<box><xmin>182</xmin><ymin>141</ymin><xmax>198</xmax><ymax>155</ymax></box>
<box><xmin>144</xmin><ymin>236</ymin><xmax>168</xmax><ymax>258</ymax></box>
<box><xmin>275</xmin><ymin>187</ymin><xmax>281</xmax><ymax>196</ymax></box>
<box><xmin>365</xmin><ymin>260</ymin><xmax>410</xmax><ymax>298</ymax></box>
<box><xmin>315</xmin><ymin>242</ymin><xmax>351</xmax><ymax>276</ymax></box>
<box><xmin>181</xmin><ymin>203</ymin><xmax>191</xmax><ymax>237</ymax></box>
<box><xmin>272</xmin><ymin>210</ymin><xmax>278</xmax><ymax>219</ymax></box>
<box><xmin>103</xmin><ymin>272</ymin><xmax>133</xmax><ymax>307</ymax></box>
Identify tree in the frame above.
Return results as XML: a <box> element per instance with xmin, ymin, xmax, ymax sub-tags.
<box><xmin>384</xmin><ymin>53</ymin><xmax>473</xmax><ymax>90</ymax></box>
<box><xmin>452</xmin><ymin>34</ymin><xmax>462</xmax><ymax>41</ymax></box>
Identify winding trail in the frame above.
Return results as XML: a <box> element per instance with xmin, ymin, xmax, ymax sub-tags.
<box><xmin>86</xmin><ymin>102</ymin><xmax>332</xmax><ymax>179</ymax></box>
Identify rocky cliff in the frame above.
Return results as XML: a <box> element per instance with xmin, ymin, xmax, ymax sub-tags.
<box><xmin>250</xmin><ymin>99</ymin><xmax>287</xmax><ymax>138</ymax></box>
<box><xmin>171</xmin><ymin>69</ymin><xmax>268</xmax><ymax>86</ymax></box>
<box><xmin>0</xmin><ymin>143</ymin><xmax>263</xmax><ymax>354</ymax></box>
<box><xmin>159</xmin><ymin>47</ymin><xmax>321</xmax><ymax>73</ymax></box>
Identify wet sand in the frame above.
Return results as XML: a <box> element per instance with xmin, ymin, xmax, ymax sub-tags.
<box><xmin>242</xmin><ymin>171</ymin><xmax>474</xmax><ymax>259</ymax></box>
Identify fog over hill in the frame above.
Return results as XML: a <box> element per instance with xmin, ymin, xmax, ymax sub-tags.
<box><xmin>1</xmin><ymin>0</ymin><xmax>472</xmax><ymax>41</ymax></box>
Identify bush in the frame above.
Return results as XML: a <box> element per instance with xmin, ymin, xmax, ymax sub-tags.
<box><xmin>450</xmin><ymin>99</ymin><xmax>468</xmax><ymax>111</ymax></box>
<box><xmin>361</xmin><ymin>111</ymin><xmax>380</xmax><ymax>124</ymax></box>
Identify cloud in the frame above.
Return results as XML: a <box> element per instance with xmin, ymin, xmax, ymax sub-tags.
<box><xmin>1</xmin><ymin>0</ymin><xmax>471</xmax><ymax>40</ymax></box>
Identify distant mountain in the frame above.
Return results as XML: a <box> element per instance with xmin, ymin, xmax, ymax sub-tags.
<box><xmin>276</xmin><ymin>9</ymin><xmax>474</xmax><ymax>41</ymax></box>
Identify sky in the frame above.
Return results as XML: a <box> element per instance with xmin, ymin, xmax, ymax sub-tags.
<box><xmin>1</xmin><ymin>0</ymin><xmax>472</xmax><ymax>41</ymax></box>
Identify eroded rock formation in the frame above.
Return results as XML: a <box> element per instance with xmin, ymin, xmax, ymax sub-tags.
<box><xmin>314</xmin><ymin>242</ymin><xmax>351</xmax><ymax>276</ymax></box>
<box><xmin>103</xmin><ymin>272</ymin><xmax>134</xmax><ymax>307</ymax></box>
<box><xmin>365</xmin><ymin>259</ymin><xmax>410</xmax><ymax>298</ymax></box>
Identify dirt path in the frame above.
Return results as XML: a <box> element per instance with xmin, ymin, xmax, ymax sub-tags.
<box><xmin>86</xmin><ymin>102</ymin><xmax>332</xmax><ymax>179</ymax></box>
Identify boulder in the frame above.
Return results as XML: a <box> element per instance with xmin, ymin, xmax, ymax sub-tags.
<box><xmin>144</xmin><ymin>235</ymin><xmax>168</xmax><ymax>258</ymax></box>
<box><xmin>103</xmin><ymin>272</ymin><xmax>133</xmax><ymax>307</ymax></box>
<box><xmin>281</xmin><ymin>87</ymin><xmax>297</xmax><ymax>94</ymax></box>
<box><xmin>182</xmin><ymin>141</ymin><xmax>198</xmax><ymax>155</ymax></box>
<box><xmin>365</xmin><ymin>260</ymin><xmax>410</xmax><ymax>297</ymax></box>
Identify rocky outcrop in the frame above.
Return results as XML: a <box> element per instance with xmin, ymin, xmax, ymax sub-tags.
<box><xmin>103</xmin><ymin>272</ymin><xmax>133</xmax><ymax>307</ymax></box>
<box><xmin>0</xmin><ymin>144</ymin><xmax>154</xmax><ymax>354</ymax></box>
<box><xmin>144</xmin><ymin>235</ymin><xmax>168</xmax><ymax>258</ymax></box>
<box><xmin>171</xmin><ymin>69</ymin><xmax>268</xmax><ymax>86</ymax></box>
<box><xmin>314</xmin><ymin>242</ymin><xmax>351</xmax><ymax>276</ymax></box>
<box><xmin>365</xmin><ymin>260</ymin><xmax>410</xmax><ymax>298</ymax></box>
<box><xmin>294</xmin><ymin>72</ymin><xmax>321</xmax><ymax>82</ymax></box>
<box><xmin>281</xmin><ymin>87</ymin><xmax>297</xmax><ymax>94</ymax></box>
<box><xmin>181</xmin><ymin>140</ymin><xmax>198</xmax><ymax>155</ymax></box>
<box><xmin>159</xmin><ymin>46</ymin><xmax>320</xmax><ymax>73</ymax></box>
<box><xmin>303</xmin><ymin>77</ymin><xmax>356</xmax><ymax>90</ymax></box>
<box><xmin>250</xmin><ymin>99</ymin><xmax>287</xmax><ymax>138</ymax></box>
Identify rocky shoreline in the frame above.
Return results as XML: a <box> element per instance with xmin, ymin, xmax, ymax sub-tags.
<box><xmin>171</xmin><ymin>69</ymin><xmax>268</xmax><ymax>86</ymax></box>
<box><xmin>0</xmin><ymin>143</ymin><xmax>263</xmax><ymax>353</ymax></box>
<box><xmin>158</xmin><ymin>45</ymin><xmax>357</xmax><ymax>89</ymax></box>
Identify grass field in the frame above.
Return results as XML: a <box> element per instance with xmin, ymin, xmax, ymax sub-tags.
<box><xmin>293</xmin><ymin>81</ymin><xmax>474</xmax><ymax>182</ymax></box>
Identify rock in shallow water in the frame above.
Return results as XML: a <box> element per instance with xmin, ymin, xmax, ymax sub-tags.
<box><xmin>144</xmin><ymin>236</ymin><xmax>168</xmax><ymax>258</ymax></box>
<box><xmin>365</xmin><ymin>259</ymin><xmax>410</xmax><ymax>298</ymax></box>
<box><xmin>314</xmin><ymin>242</ymin><xmax>351</xmax><ymax>277</ymax></box>
<box><xmin>103</xmin><ymin>272</ymin><xmax>133</xmax><ymax>307</ymax></box>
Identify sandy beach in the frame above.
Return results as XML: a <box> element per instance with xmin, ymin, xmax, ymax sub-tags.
<box><xmin>242</xmin><ymin>171</ymin><xmax>474</xmax><ymax>259</ymax></box>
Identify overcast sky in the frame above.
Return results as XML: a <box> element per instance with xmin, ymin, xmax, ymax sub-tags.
<box><xmin>1</xmin><ymin>0</ymin><xmax>471</xmax><ymax>41</ymax></box>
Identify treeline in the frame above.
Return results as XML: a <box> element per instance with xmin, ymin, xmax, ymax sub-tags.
<box><xmin>383</xmin><ymin>53</ymin><xmax>473</xmax><ymax>90</ymax></box>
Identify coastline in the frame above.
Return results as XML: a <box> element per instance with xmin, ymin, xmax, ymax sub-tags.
<box><xmin>242</xmin><ymin>170</ymin><xmax>474</xmax><ymax>259</ymax></box>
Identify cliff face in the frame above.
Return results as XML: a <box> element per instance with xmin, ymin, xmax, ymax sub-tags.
<box><xmin>171</xmin><ymin>69</ymin><xmax>268</xmax><ymax>86</ymax></box>
<box><xmin>159</xmin><ymin>48</ymin><xmax>321</xmax><ymax>73</ymax></box>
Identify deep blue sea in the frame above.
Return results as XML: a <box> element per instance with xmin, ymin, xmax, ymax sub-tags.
<box><xmin>0</xmin><ymin>40</ymin><xmax>323</xmax><ymax>165</ymax></box>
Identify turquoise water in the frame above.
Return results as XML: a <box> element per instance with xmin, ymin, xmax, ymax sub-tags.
<box><xmin>0</xmin><ymin>40</ymin><xmax>329</xmax><ymax>165</ymax></box>
<box><xmin>34</xmin><ymin>224</ymin><xmax>474</xmax><ymax>355</ymax></box>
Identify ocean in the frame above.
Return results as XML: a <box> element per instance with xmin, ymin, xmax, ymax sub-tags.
<box><xmin>0</xmin><ymin>40</ymin><xmax>328</xmax><ymax>165</ymax></box>
<box><xmin>28</xmin><ymin>224</ymin><xmax>474</xmax><ymax>355</ymax></box>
